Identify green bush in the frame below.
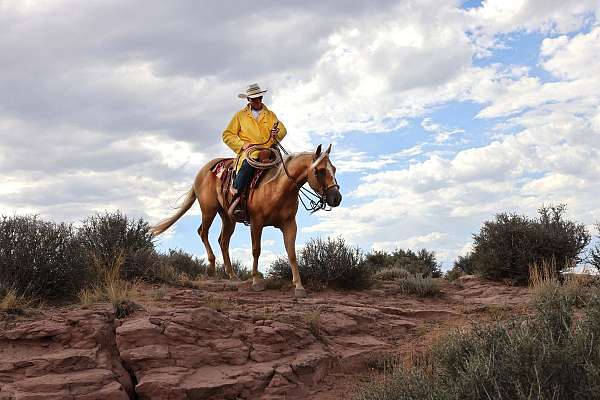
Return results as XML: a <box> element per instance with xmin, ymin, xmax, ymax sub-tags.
<box><xmin>79</xmin><ymin>211</ymin><xmax>157</xmax><ymax>281</ymax></box>
<box><xmin>471</xmin><ymin>204</ymin><xmax>590</xmax><ymax>285</ymax></box>
<box><xmin>0</xmin><ymin>215</ymin><xmax>87</xmax><ymax>300</ymax></box>
<box><xmin>365</xmin><ymin>248</ymin><xmax>442</xmax><ymax>278</ymax></box>
<box><xmin>356</xmin><ymin>288</ymin><xmax>600</xmax><ymax>400</ymax></box>
<box><xmin>267</xmin><ymin>237</ymin><xmax>371</xmax><ymax>290</ymax></box>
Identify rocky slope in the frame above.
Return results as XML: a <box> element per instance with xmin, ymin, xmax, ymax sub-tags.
<box><xmin>0</xmin><ymin>276</ymin><xmax>529</xmax><ymax>400</ymax></box>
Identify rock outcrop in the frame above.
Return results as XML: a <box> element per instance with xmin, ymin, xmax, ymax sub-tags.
<box><xmin>0</xmin><ymin>276</ymin><xmax>530</xmax><ymax>399</ymax></box>
<box><xmin>0</xmin><ymin>310</ymin><xmax>133</xmax><ymax>400</ymax></box>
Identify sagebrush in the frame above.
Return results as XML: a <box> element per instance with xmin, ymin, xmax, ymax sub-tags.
<box><xmin>356</xmin><ymin>287</ymin><xmax>600</xmax><ymax>400</ymax></box>
<box><xmin>267</xmin><ymin>237</ymin><xmax>371</xmax><ymax>290</ymax></box>
<box><xmin>365</xmin><ymin>248</ymin><xmax>442</xmax><ymax>278</ymax></box>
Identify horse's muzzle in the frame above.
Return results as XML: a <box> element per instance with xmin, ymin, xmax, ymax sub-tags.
<box><xmin>326</xmin><ymin>188</ymin><xmax>342</xmax><ymax>207</ymax></box>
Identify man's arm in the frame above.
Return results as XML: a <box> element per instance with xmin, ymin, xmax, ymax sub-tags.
<box><xmin>222</xmin><ymin>113</ymin><xmax>245</xmax><ymax>153</ymax></box>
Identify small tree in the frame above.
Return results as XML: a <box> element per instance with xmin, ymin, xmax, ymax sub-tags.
<box><xmin>471</xmin><ymin>205</ymin><xmax>590</xmax><ymax>285</ymax></box>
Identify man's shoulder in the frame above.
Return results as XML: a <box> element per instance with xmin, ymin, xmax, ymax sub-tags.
<box><xmin>234</xmin><ymin>105</ymin><xmax>250</xmax><ymax>117</ymax></box>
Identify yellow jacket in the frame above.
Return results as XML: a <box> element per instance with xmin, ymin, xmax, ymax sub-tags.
<box><xmin>222</xmin><ymin>104</ymin><xmax>287</xmax><ymax>171</ymax></box>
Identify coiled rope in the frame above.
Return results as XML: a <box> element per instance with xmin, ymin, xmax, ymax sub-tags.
<box><xmin>240</xmin><ymin>127</ymin><xmax>330</xmax><ymax>213</ymax></box>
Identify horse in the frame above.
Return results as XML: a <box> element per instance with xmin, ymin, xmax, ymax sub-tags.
<box><xmin>149</xmin><ymin>144</ymin><xmax>342</xmax><ymax>297</ymax></box>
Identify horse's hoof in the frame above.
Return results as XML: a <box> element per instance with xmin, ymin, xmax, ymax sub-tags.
<box><xmin>251</xmin><ymin>281</ymin><xmax>266</xmax><ymax>292</ymax></box>
<box><xmin>294</xmin><ymin>288</ymin><xmax>307</xmax><ymax>298</ymax></box>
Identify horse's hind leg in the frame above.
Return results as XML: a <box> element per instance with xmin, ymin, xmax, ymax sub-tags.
<box><xmin>217</xmin><ymin>211</ymin><xmax>238</xmax><ymax>280</ymax></box>
<box><xmin>198</xmin><ymin>207</ymin><xmax>218</xmax><ymax>277</ymax></box>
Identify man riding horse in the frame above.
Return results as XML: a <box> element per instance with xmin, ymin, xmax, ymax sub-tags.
<box><xmin>223</xmin><ymin>83</ymin><xmax>285</xmax><ymax>220</ymax></box>
<box><xmin>150</xmin><ymin>83</ymin><xmax>342</xmax><ymax>297</ymax></box>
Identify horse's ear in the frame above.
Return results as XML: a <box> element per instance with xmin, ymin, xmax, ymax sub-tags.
<box><xmin>314</xmin><ymin>144</ymin><xmax>322</xmax><ymax>160</ymax></box>
<box><xmin>325</xmin><ymin>144</ymin><xmax>332</xmax><ymax>155</ymax></box>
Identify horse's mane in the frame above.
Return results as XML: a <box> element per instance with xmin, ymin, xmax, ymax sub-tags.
<box><xmin>261</xmin><ymin>152</ymin><xmax>312</xmax><ymax>186</ymax></box>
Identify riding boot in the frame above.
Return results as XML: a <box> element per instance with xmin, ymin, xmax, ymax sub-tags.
<box><xmin>227</xmin><ymin>196</ymin><xmax>240</xmax><ymax>219</ymax></box>
<box><xmin>228</xmin><ymin>194</ymin><xmax>247</xmax><ymax>222</ymax></box>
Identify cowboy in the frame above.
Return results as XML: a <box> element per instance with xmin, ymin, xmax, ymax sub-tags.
<box><xmin>223</xmin><ymin>83</ymin><xmax>287</xmax><ymax>219</ymax></box>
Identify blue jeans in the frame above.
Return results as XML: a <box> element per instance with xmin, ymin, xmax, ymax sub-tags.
<box><xmin>233</xmin><ymin>160</ymin><xmax>256</xmax><ymax>193</ymax></box>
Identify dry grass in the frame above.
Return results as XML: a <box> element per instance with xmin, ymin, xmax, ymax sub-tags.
<box><xmin>151</xmin><ymin>285</ymin><xmax>167</xmax><ymax>301</ymax></box>
<box><xmin>529</xmin><ymin>259</ymin><xmax>594</xmax><ymax>307</ymax></box>
<box><xmin>0</xmin><ymin>289</ymin><xmax>33</xmax><ymax>314</ymax></box>
<box><xmin>366</xmin><ymin>353</ymin><xmax>402</xmax><ymax>373</ymax></box>
<box><xmin>176</xmin><ymin>272</ymin><xmax>204</xmax><ymax>289</ymax></box>
<box><xmin>157</xmin><ymin>263</ymin><xmax>178</xmax><ymax>283</ymax></box>
<box><xmin>204</xmin><ymin>295</ymin><xmax>228</xmax><ymax>312</ymax></box>
<box><xmin>86</xmin><ymin>251</ymin><xmax>141</xmax><ymax>317</ymax></box>
<box><xmin>303</xmin><ymin>310</ymin><xmax>323</xmax><ymax>339</ymax></box>
<box><xmin>78</xmin><ymin>285</ymin><xmax>104</xmax><ymax>307</ymax></box>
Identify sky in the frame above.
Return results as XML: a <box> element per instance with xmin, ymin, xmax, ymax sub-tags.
<box><xmin>1</xmin><ymin>0</ymin><xmax>600</xmax><ymax>272</ymax></box>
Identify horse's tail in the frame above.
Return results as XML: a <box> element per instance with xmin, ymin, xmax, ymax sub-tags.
<box><xmin>150</xmin><ymin>187</ymin><xmax>196</xmax><ymax>236</ymax></box>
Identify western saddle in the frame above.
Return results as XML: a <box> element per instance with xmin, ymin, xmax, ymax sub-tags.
<box><xmin>211</xmin><ymin>158</ymin><xmax>268</xmax><ymax>225</ymax></box>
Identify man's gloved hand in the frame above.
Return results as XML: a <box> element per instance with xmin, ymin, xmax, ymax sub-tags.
<box><xmin>270</xmin><ymin>122</ymin><xmax>280</xmax><ymax>139</ymax></box>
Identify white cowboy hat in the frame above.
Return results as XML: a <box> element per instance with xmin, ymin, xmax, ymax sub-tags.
<box><xmin>238</xmin><ymin>83</ymin><xmax>268</xmax><ymax>99</ymax></box>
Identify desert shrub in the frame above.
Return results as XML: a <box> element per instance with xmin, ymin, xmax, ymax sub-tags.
<box><xmin>79</xmin><ymin>211</ymin><xmax>158</xmax><ymax>281</ymax></box>
<box><xmin>303</xmin><ymin>310</ymin><xmax>323</xmax><ymax>339</ymax></box>
<box><xmin>397</xmin><ymin>274</ymin><xmax>440</xmax><ymax>297</ymax></box>
<box><xmin>590</xmin><ymin>223</ymin><xmax>600</xmax><ymax>273</ymax></box>
<box><xmin>267</xmin><ymin>237</ymin><xmax>371</xmax><ymax>290</ymax></box>
<box><xmin>471</xmin><ymin>204</ymin><xmax>590</xmax><ymax>285</ymax></box>
<box><xmin>0</xmin><ymin>215</ymin><xmax>87</xmax><ymax>300</ymax></box>
<box><xmin>365</xmin><ymin>248</ymin><xmax>442</xmax><ymax>278</ymax></box>
<box><xmin>356</xmin><ymin>289</ymin><xmax>600</xmax><ymax>400</ymax></box>
<box><xmin>444</xmin><ymin>267</ymin><xmax>463</xmax><ymax>281</ymax></box>
<box><xmin>453</xmin><ymin>253</ymin><xmax>475</xmax><ymax>274</ymax></box>
<box><xmin>445</xmin><ymin>253</ymin><xmax>475</xmax><ymax>281</ymax></box>
<box><xmin>159</xmin><ymin>249</ymin><xmax>208</xmax><ymax>279</ymax></box>
<box><xmin>374</xmin><ymin>266</ymin><xmax>411</xmax><ymax>281</ymax></box>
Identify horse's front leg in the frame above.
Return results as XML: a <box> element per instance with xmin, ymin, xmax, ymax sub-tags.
<box><xmin>281</xmin><ymin>219</ymin><xmax>306</xmax><ymax>297</ymax></box>
<box><xmin>250</xmin><ymin>222</ymin><xmax>266</xmax><ymax>291</ymax></box>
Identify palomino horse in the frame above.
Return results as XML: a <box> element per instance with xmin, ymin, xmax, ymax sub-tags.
<box><xmin>150</xmin><ymin>144</ymin><xmax>342</xmax><ymax>297</ymax></box>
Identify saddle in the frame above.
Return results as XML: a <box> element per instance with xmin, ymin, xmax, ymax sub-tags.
<box><xmin>211</xmin><ymin>157</ymin><xmax>268</xmax><ymax>224</ymax></box>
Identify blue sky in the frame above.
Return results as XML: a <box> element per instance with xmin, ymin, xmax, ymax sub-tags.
<box><xmin>1</xmin><ymin>1</ymin><xmax>599</xmax><ymax>272</ymax></box>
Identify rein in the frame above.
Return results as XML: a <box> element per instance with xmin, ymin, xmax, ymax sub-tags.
<box><xmin>241</xmin><ymin>136</ymin><xmax>333</xmax><ymax>214</ymax></box>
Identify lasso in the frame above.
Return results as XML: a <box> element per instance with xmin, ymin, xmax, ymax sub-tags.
<box><xmin>240</xmin><ymin>124</ymin><xmax>330</xmax><ymax>213</ymax></box>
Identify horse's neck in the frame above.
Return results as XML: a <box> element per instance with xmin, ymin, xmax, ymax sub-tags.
<box><xmin>283</xmin><ymin>153</ymin><xmax>311</xmax><ymax>188</ymax></box>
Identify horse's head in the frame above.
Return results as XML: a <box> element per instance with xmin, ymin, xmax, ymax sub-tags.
<box><xmin>308</xmin><ymin>144</ymin><xmax>342</xmax><ymax>207</ymax></box>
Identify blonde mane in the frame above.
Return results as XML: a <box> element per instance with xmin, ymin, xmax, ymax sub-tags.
<box><xmin>261</xmin><ymin>152</ymin><xmax>312</xmax><ymax>186</ymax></box>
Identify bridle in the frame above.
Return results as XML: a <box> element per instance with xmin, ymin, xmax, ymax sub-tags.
<box><xmin>242</xmin><ymin>134</ymin><xmax>338</xmax><ymax>213</ymax></box>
